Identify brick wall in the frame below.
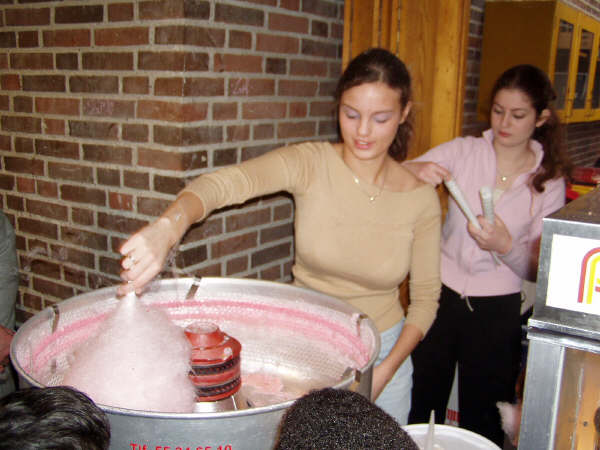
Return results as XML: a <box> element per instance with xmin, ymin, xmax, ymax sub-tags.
<box><xmin>0</xmin><ymin>0</ymin><xmax>344</xmax><ymax>323</ymax></box>
<box><xmin>464</xmin><ymin>0</ymin><xmax>600</xmax><ymax>167</ymax></box>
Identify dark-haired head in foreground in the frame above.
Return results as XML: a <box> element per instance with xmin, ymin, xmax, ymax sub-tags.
<box><xmin>274</xmin><ymin>388</ymin><xmax>419</xmax><ymax>450</ymax></box>
<box><xmin>0</xmin><ymin>385</ymin><xmax>110</xmax><ymax>450</ymax></box>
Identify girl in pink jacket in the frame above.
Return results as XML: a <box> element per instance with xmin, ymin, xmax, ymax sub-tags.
<box><xmin>405</xmin><ymin>64</ymin><xmax>572</xmax><ymax>447</ymax></box>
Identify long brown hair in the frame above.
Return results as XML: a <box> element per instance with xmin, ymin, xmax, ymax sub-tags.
<box><xmin>334</xmin><ymin>48</ymin><xmax>413</xmax><ymax>162</ymax></box>
<box><xmin>490</xmin><ymin>65</ymin><xmax>572</xmax><ymax>192</ymax></box>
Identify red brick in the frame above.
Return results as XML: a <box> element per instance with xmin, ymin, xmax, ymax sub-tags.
<box><xmin>269</xmin><ymin>12</ymin><xmax>308</xmax><ymax>33</ymax></box>
<box><xmin>48</xmin><ymin>162</ymin><xmax>93</xmax><ymax>183</ymax></box>
<box><xmin>122</xmin><ymin>124</ymin><xmax>148</xmax><ymax>142</ymax></box>
<box><xmin>32</xmin><ymin>278</ymin><xmax>76</xmax><ymax>302</ymax></box>
<box><xmin>242</xmin><ymin>102</ymin><xmax>286</xmax><ymax>119</ymax></box>
<box><xmin>214</xmin><ymin>53</ymin><xmax>262</xmax><ymax>73</ymax></box>
<box><xmin>0</xmin><ymin>55</ymin><xmax>7</xmax><ymax>70</ymax></box>
<box><xmin>61</xmin><ymin>226</ymin><xmax>108</xmax><ymax>251</ymax></box>
<box><xmin>266</xmin><ymin>57</ymin><xmax>287</xmax><ymax>74</ymax></box>
<box><xmin>15</xmin><ymin>137</ymin><xmax>34</xmax><ymax>153</ymax></box>
<box><xmin>291</xmin><ymin>59</ymin><xmax>327</xmax><ymax>76</ymax></box>
<box><xmin>229</xmin><ymin>78</ymin><xmax>275</xmax><ymax>96</ymax></box>
<box><xmin>83</xmin><ymin>99</ymin><xmax>134</xmax><ymax>118</ymax></box>
<box><xmin>138</xmin><ymin>100</ymin><xmax>207</xmax><ymax>122</ymax></box>
<box><xmin>138</xmin><ymin>147</ymin><xmax>207</xmax><ymax>171</ymax></box>
<box><xmin>83</xmin><ymin>52</ymin><xmax>133</xmax><ymax>70</ymax></box>
<box><xmin>215</xmin><ymin>4</ymin><xmax>264</xmax><ymax>26</ymax></box>
<box><xmin>229</xmin><ymin>30</ymin><xmax>251</xmax><ymax>49</ymax></box>
<box><xmin>43</xmin><ymin>119</ymin><xmax>66</xmax><ymax>135</ymax></box>
<box><xmin>123</xmin><ymin>76</ymin><xmax>148</xmax><ymax>94</ymax></box>
<box><xmin>14</xmin><ymin>96</ymin><xmax>33</xmax><ymax>112</ymax></box>
<box><xmin>213</xmin><ymin>102</ymin><xmax>237</xmax><ymax>120</ymax></box>
<box><xmin>301</xmin><ymin>39</ymin><xmax>337</xmax><ymax>58</ymax></box>
<box><xmin>5</xmin><ymin>8</ymin><xmax>50</xmax><ymax>26</ymax></box>
<box><xmin>22</xmin><ymin>75</ymin><xmax>65</xmax><ymax>92</ymax></box>
<box><xmin>29</xmin><ymin>259</ymin><xmax>61</xmax><ymax>279</ymax></box>
<box><xmin>36</xmin><ymin>97</ymin><xmax>80</xmax><ymax>116</ymax></box>
<box><xmin>183</xmin><ymin>218</ymin><xmax>223</xmax><ymax>242</ymax></box>
<box><xmin>253</xmin><ymin>124</ymin><xmax>274</xmax><ymax>140</ymax></box>
<box><xmin>226</xmin><ymin>208</ymin><xmax>270</xmax><ymax>232</ymax></box>
<box><xmin>2</xmin><ymin>116</ymin><xmax>41</xmax><ymax>134</ymax></box>
<box><xmin>97</xmin><ymin>167</ymin><xmax>120</xmax><ymax>186</ymax></box>
<box><xmin>19</xmin><ymin>217</ymin><xmax>58</xmax><ymax>239</ymax></box>
<box><xmin>61</xmin><ymin>185</ymin><xmax>106</xmax><ymax>206</ymax></box>
<box><xmin>55</xmin><ymin>5</ymin><xmax>104</xmax><ymax>24</ymax></box>
<box><xmin>310</xmin><ymin>100</ymin><xmax>335</xmax><ymax>117</ymax></box>
<box><xmin>99</xmin><ymin>211</ymin><xmax>146</xmax><ymax>234</ymax></box>
<box><xmin>311</xmin><ymin>20</ymin><xmax>328</xmax><ymax>37</ymax></box>
<box><xmin>0</xmin><ymin>95</ymin><xmax>8</xmax><ymax>110</ymax></box>
<box><xmin>1</xmin><ymin>74</ymin><xmax>20</xmax><ymax>90</ymax></box>
<box><xmin>124</xmin><ymin>170</ymin><xmax>149</xmax><ymax>190</ymax></box>
<box><xmin>226</xmin><ymin>255</ymin><xmax>248</xmax><ymax>275</ymax></box>
<box><xmin>72</xmin><ymin>208</ymin><xmax>94</xmax><ymax>226</ymax></box>
<box><xmin>176</xmin><ymin>245</ymin><xmax>208</xmax><ymax>267</ymax></box>
<box><xmin>43</xmin><ymin>30</ymin><xmax>91</xmax><ymax>47</ymax></box>
<box><xmin>260</xmin><ymin>265</ymin><xmax>282</xmax><ymax>280</ymax></box>
<box><xmin>137</xmin><ymin>196</ymin><xmax>171</xmax><ymax>217</ymax></box>
<box><xmin>227</xmin><ymin>125</ymin><xmax>250</xmax><ymax>142</ymax></box>
<box><xmin>26</xmin><ymin>199</ymin><xmax>68</xmax><ymax>221</ymax></box>
<box><xmin>302</xmin><ymin>0</ymin><xmax>338</xmax><ymax>18</ymax></box>
<box><xmin>256</xmin><ymin>34</ymin><xmax>299</xmax><ymax>54</ymax></box>
<box><xmin>108</xmin><ymin>3</ymin><xmax>134</xmax><ymax>22</ymax></box>
<box><xmin>95</xmin><ymin>27</ymin><xmax>149</xmax><ymax>46</ymax></box>
<box><xmin>0</xmin><ymin>174</ymin><xmax>15</xmax><ymax>191</ymax></box>
<box><xmin>69</xmin><ymin>120</ymin><xmax>118</xmax><ymax>140</ymax></box>
<box><xmin>155</xmin><ymin>26</ymin><xmax>225</xmax><ymax>47</ymax></box>
<box><xmin>0</xmin><ymin>32</ymin><xmax>16</xmax><ymax>48</ymax></box>
<box><xmin>57</xmin><ymin>53</ymin><xmax>78</xmax><ymax>70</ymax></box>
<box><xmin>11</xmin><ymin>53</ymin><xmax>53</xmax><ymax>70</ymax></box>
<box><xmin>83</xmin><ymin>144</ymin><xmax>132</xmax><ymax>165</ymax></box>
<box><xmin>279</xmin><ymin>79</ymin><xmax>318</xmax><ymax>96</ymax></box>
<box><xmin>154</xmin><ymin>78</ymin><xmax>184</xmax><ymax>96</ymax></box>
<box><xmin>139</xmin><ymin>51</ymin><xmax>200</xmax><ymax>71</ymax></box>
<box><xmin>109</xmin><ymin>192</ymin><xmax>133</xmax><ymax>211</ymax></box>
<box><xmin>18</xmin><ymin>31</ymin><xmax>39</xmax><ymax>48</ymax></box>
<box><xmin>16</xmin><ymin>177</ymin><xmax>35</xmax><ymax>194</ymax></box>
<box><xmin>183</xmin><ymin>78</ymin><xmax>224</xmax><ymax>96</ymax></box>
<box><xmin>289</xmin><ymin>102</ymin><xmax>307</xmax><ymax>118</ymax></box>
<box><xmin>214</xmin><ymin>147</ymin><xmax>238</xmax><ymax>166</ymax></box>
<box><xmin>64</xmin><ymin>266</ymin><xmax>87</xmax><ymax>288</ymax></box>
<box><xmin>22</xmin><ymin>293</ymin><xmax>42</xmax><ymax>312</ymax></box>
<box><xmin>277</xmin><ymin>121</ymin><xmax>316</xmax><ymax>138</ymax></box>
<box><xmin>153</xmin><ymin>174</ymin><xmax>186</xmax><ymax>194</ymax></box>
<box><xmin>36</xmin><ymin>139</ymin><xmax>79</xmax><ymax>159</ymax></box>
<box><xmin>139</xmin><ymin>0</ymin><xmax>210</xmax><ymax>20</ymax></box>
<box><xmin>36</xmin><ymin>180</ymin><xmax>58</xmax><ymax>198</ymax></box>
<box><xmin>251</xmin><ymin>242</ymin><xmax>291</xmax><ymax>267</ymax></box>
<box><xmin>274</xmin><ymin>203</ymin><xmax>292</xmax><ymax>220</ymax></box>
<box><xmin>211</xmin><ymin>232</ymin><xmax>258</xmax><ymax>258</ymax></box>
<box><xmin>70</xmin><ymin>76</ymin><xmax>119</xmax><ymax>93</ymax></box>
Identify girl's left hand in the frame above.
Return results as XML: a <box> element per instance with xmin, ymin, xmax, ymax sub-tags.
<box><xmin>468</xmin><ymin>214</ymin><xmax>512</xmax><ymax>255</ymax></box>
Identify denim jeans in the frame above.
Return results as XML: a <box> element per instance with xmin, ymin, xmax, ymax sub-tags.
<box><xmin>374</xmin><ymin>319</ymin><xmax>413</xmax><ymax>425</ymax></box>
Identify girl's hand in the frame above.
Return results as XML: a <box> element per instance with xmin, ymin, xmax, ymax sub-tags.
<box><xmin>468</xmin><ymin>214</ymin><xmax>513</xmax><ymax>255</ymax></box>
<box><xmin>403</xmin><ymin>161</ymin><xmax>451</xmax><ymax>186</ymax></box>
<box><xmin>117</xmin><ymin>217</ymin><xmax>178</xmax><ymax>296</ymax></box>
<box><xmin>371</xmin><ymin>356</ymin><xmax>399</xmax><ymax>401</ymax></box>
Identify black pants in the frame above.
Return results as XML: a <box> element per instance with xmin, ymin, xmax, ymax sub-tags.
<box><xmin>408</xmin><ymin>284</ymin><xmax>522</xmax><ymax>447</ymax></box>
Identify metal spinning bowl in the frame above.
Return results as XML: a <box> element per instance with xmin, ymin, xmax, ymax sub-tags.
<box><xmin>11</xmin><ymin>277</ymin><xmax>380</xmax><ymax>450</ymax></box>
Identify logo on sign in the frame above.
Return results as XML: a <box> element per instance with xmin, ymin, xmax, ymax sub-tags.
<box><xmin>577</xmin><ymin>247</ymin><xmax>600</xmax><ymax>304</ymax></box>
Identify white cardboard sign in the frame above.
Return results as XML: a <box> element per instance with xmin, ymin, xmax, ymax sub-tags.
<box><xmin>545</xmin><ymin>234</ymin><xmax>600</xmax><ymax>315</ymax></box>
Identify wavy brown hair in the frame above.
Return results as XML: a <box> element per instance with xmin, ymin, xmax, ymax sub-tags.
<box><xmin>490</xmin><ymin>65</ymin><xmax>573</xmax><ymax>192</ymax></box>
<box><xmin>334</xmin><ymin>48</ymin><xmax>413</xmax><ymax>162</ymax></box>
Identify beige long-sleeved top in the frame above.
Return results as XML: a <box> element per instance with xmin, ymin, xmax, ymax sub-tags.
<box><xmin>181</xmin><ymin>141</ymin><xmax>441</xmax><ymax>334</ymax></box>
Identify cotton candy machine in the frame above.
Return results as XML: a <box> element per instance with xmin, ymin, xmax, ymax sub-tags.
<box><xmin>10</xmin><ymin>277</ymin><xmax>379</xmax><ymax>449</ymax></box>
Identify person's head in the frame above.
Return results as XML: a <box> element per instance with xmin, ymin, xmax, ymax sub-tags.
<box><xmin>335</xmin><ymin>48</ymin><xmax>413</xmax><ymax>162</ymax></box>
<box><xmin>490</xmin><ymin>64</ymin><xmax>572</xmax><ymax>191</ymax></box>
<box><xmin>0</xmin><ymin>386</ymin><xmax>111</xmax><ymax>450</ymax></box>
<box><xmin>274</xmin><ymin>388</ymin><xmax>419</xmax><ymax>449</ymax></box>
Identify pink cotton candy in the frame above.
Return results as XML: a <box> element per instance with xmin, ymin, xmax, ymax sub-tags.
<box><xmin>62</xmin><ymin>295</ymin><xmax>196</xmax><ymax>413</ymax></box>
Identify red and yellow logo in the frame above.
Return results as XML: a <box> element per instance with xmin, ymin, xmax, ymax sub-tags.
<box><xmin>577</xmin><ymin>247</ymin><xmax>600</xmax><ymax>304</ymax></box>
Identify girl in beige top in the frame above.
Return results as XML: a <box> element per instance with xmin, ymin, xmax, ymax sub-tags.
<box><xmin>119</xmin><ymin>48</ymin><xmax>441</xmax><ymax>424</ymax></box>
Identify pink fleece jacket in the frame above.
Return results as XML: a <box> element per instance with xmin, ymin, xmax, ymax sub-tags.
<box><xmin>414</xmin><ymin>129</ymin><xmax>565</xmax><ymax>297</ymax></box>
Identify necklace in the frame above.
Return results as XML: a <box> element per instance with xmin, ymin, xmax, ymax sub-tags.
<box><xmin>353</xmin><ymin>166</ymin><xmax>386</xmax><ymax>202</ymax></box>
